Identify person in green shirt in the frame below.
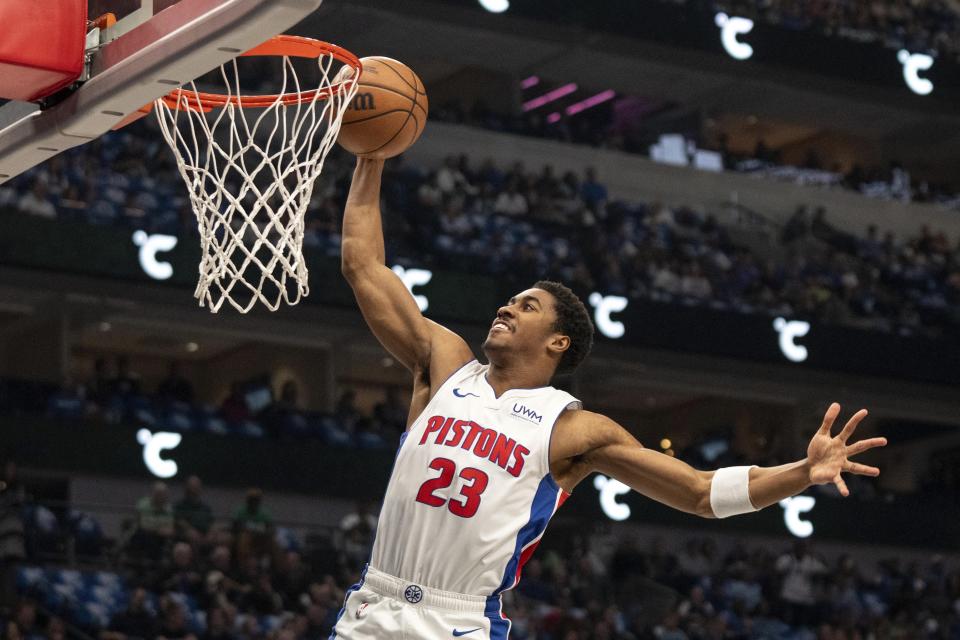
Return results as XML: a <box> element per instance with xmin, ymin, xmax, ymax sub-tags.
<box><xmin>233</xmin><ymin>488</ymin><xmax>275</xmax><ymax>565</ymax></box>
<box><xmin>131</xmin><ymin>482</ymin><xmax>175</xmax><ymax>559</ymax></box>
<box><xmin>175</xmin><ymin>475</ymin><xmax>214</xmax><ymax>546</ymax></box>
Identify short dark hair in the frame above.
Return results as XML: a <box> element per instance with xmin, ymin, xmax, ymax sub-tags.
<box><xmin>533</xmin><ymin>280</ymin><xmax>594</xmax><ymax>375</ymax></box>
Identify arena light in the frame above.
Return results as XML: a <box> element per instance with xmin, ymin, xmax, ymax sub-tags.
<box><xmin>898</xmin><ymin>50</ymin><xmax>934</xmax><ymax>95</ymax></box>
<box><xmin>715</xmin><ymin>12</ymin><xmax>754</xmax><ymax>61</ymax></box>
<box><xmin>773</xmin><ymin>317</ymin><xmax>810</xmax><ymax>363</ymax></box>
<box><xmin>521</xmin><ymin>75</ymin><xmax>540</xmax><ymax>90</ymax></box>
<box><xmin>565</xmin><ymin>89</ymin><xmax>616</xmax><ymax>116</ymax></box>
<box><xmin>478</xmin><ymin>0</ymin><xmax>509</xmax><ymax>13</ymax></box>
<box><xmin>522</xmin><ymin>83</ymin><xmax>578</xmax><ymax>112</ymax></box>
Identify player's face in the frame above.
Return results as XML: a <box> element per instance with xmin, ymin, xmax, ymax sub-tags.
<box><xmin>482</xmin><ymin>288</ymin><xmax>559</xmax><ymax>353</ymax></box>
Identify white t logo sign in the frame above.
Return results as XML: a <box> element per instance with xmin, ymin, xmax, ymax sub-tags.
<box><xmin>715</xmin><ymin>13</ymin><xmax>755</xmax><ymax>61</ymax></box>
<box><xmin>137</xmin><ymin>429</ymin><xmax>182</xmax><ymax>479</ymax></box>
<box><xmin>594</xmin><ymin>474</ymin><xmax>631</xmax><ymax>522</ymax></box>
<box><xmin>391</xmin><ymin>266</ymin><xmax>433</xmax><ymax>312</ymax></box>
<box><xmin>779</xmin><ymin>496</ymin><xmax>816</xmax><ymax>538</ymax></box>
<box><xmin>898</xmin><ymin>50</ymin><xmax>934</xmax><ymax>96</ymax></box>
<box><xmin>132</xmin><ymin>231</ymin><xmax>178</xmax><ymax>281</ymax></box>
<box><xmin>773</xmin><ymin>317</ymin><xmax>810</xmax><ymax>363</ymax></box>
<box><xmin>593</xmin><ymin>475</ymin><xmax>630</xmax><ymax>522</ymax></box>
<box><xmin>589</xmin><ymin>293</ymin><xmax>628</xmax><ymax>339</ymax></box>
<box><xmin>478</xmin><ymin>0</ymin><xmax>509</xmax><ymax>13</ymax></box>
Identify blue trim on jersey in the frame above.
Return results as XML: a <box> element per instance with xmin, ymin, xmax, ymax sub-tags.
<box><xmin>485</xmin><ymin>595</ymin><xmax>511</xmax><ymax>640</ymax></box>
<box><xmin>329</xmin><ymin>564</ymin><xmax>368</xmax><ymax>639</ymax></box>
<box><xmin>493</xmin><ymin>474</ymin><xmax>560</xmax><ymax>596</ymax></box>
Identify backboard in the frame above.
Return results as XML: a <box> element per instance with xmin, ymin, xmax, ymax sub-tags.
<box><xmin>0</xmin><ymin>0</ymin><xmax>324</xmax><ymax>183</ymax></box>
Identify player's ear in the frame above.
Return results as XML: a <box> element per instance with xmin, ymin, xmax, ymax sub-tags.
<box><xmin>547</xmin><ymin>334</ymin><xmax>570</xmax><ymax>358</ymax></box>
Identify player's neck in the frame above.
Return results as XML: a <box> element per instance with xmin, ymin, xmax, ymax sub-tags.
<box><xmin>485</xmin><ymin>361</ymin><xmax>552</xmax><ymax>399</ymax></box>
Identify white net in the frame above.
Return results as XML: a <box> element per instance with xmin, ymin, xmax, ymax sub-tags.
<box><xmin>154</xmin><ymin>46</ymin><xmax>359</xmax><ymax>313</ymax></box>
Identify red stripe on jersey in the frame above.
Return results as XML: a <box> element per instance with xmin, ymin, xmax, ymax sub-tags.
<box><xmin>513</xmin><ymin>489</ymin><xmax>570</xmax><ymax>586</ymax></box>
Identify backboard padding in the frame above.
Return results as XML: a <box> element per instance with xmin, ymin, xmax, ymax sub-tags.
<box><xmin>0</xmin><ymin>0</ymin><xmax>324</xmax><ymax>182</ymax></box>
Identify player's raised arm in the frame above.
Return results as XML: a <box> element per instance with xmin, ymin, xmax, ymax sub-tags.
<box><xmin>551</xmin><ymin>404</ymin><xmax>885</xmax><ymax>518</ymax></box>
<box><xmin>341</xmin><ymin>158</ymin><xmax>473</xmax><ymax>381</ymax></box>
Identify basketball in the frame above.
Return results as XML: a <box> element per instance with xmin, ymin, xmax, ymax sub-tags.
<box><xmin>336</xmin><ymin>56</ymin><xmax>429</xmax><ymax>160</ymax></box>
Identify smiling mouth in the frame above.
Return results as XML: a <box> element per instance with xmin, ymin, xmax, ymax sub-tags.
<box><xmin>490</xmin><ymin>320</ymin><xmax>511</xmax><ymax>333</ymax></box>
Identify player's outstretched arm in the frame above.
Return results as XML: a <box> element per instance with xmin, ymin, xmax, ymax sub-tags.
<box><xmin>341</xmin><ymin>158</ymin><xmax>473</xmax><ymax>381</ymax></box>
<box><xmin>551</xmin><ymin>404</ymin><xmax>885</xmax><ymax>518</ymax></box>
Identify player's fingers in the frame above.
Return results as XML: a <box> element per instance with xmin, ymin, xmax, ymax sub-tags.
<box><xmin>834</xmin><ymin>474</ymin><xmax>849</xmax><ymax>497</ymax></box>
<box><xmin>846</xmin><ymin>437</ymin><xmax>887</xmax><ymax>456</ymax></box>
<box><xmin>838</xmin><ymin>409</ymin><xmax>868</xmax><ymax>442</ymax></box>
<box><xmin>844</xmin><ymin>462</ymin><xmax>879</xmax><ymax>476</ymax></box>
<box><xmin>818</xmin><ymin>403</ymin><xmax>841</xmax><ymax>435</ymax></box>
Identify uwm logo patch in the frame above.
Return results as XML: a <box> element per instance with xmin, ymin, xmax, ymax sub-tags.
<box><xmin>348</xmin><ymin>93</ymin><xmax>376</xmax><ymax>111</ymax></box>
<box><xmin>511</xmin><ymin>403</ymin><xmax>542</xmax><ymax>424</ymax></box>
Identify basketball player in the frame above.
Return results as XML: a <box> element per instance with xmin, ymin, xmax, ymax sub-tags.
<box><xmin>332</xmin><ymin>158</ymin><xmax>887</xmax><ymax>639</ymax></box>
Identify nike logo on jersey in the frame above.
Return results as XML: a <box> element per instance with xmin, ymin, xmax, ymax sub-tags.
<box><xmin>452</xmin><ymin>388</ymin><xmax>480</xmax><ymax>398</ymax></box>
<box><xmin>452</xmin><ymin>629</ymin><xmax>481</xmax><ymax>637</ymax></box>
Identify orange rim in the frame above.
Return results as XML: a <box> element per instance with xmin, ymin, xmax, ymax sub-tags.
<box><xmin>158</xmin><ymin>35</ymin><xmax>362</xmax><ymax>112</ymax></box>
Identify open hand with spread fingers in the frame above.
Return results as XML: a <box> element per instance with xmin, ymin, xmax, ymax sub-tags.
<box><xmin>805</xmin><ymin>403</ymin><xmax>887</xmax><ymax>497</ymax></box>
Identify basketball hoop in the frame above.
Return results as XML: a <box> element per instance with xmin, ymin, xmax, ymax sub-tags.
<box><xmin>154</xmin><ymin>35</ymin><xmax>362</xmax><ymax>314</ymax></box>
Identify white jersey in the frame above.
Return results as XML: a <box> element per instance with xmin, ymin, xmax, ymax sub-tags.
<box><xmin>369</xmin><ymin>360</ymin><xmax>581</xmax><ymax>599</ymax></box>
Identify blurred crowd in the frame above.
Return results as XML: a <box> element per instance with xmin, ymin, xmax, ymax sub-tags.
<box><xmin>381</xmin><ymin>156</ymin><xmax>960</xmax><ymax>337</ymax></box>
<box><xmin>1</xmin><ymin>125</ymin><xmax>958</xmax><ymax>338</ymax></box>
<box><xmin>709</xmin><ymin>0</ymin><xmax>960</xmax><ymax>62</ymax></box>
<box><xmin>433</xmin><ymin>100</ymin><xmax>960</xmax><ymax>210</ymax></box>
<box><xmin>0</xmin><ymin>356</ymin><xmax>406</xmax><ymax>448</ymax></box>
<box><xmin>4</xmin><ymin>457</ymin><xmax>960</xmax><ymax>640</ymax></box>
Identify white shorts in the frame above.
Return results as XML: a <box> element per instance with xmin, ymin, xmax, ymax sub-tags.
<box><xmin>330</xmin><ymin>566</ymin><xmax>511</xmax><ymax>640</ymax></box>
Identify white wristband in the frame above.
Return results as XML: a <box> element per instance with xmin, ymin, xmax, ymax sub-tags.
<box><xmin>710</xmin><ymin>465</ymin><xmax>758</xmax><ymax>519</ymax></box>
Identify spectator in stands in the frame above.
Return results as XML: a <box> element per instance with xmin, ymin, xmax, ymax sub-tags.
<box><xmin>338</xmin><ymin>501</ymin><xmax>378</xmax><ymax>568</ymax></box>
<box><xmin>493</xmin><ymin>178</ymin><xmax>529</xmax><ymax>216</ymax></box>
<box><xmin>5</xmin><ymin>599</ymin><xmax>41</xmax><ymax>640</ymax></box>
<box><xmin>156</xmin><ymin>598</ymin><xmax>198</xmax><ymax>640</ymax></box>
<box><xmin>200</xmin><ymin>545</ymin><xmax>244</xmax><ymax>611</ymax></box>
<box><xmin>220</xmin><ymin>382</ymin><xmax>252</xmax><ymax>424</ymax></box>
<box><xmin>101</xmin><ymin>587</ymin><xmax>157</xmax><ymax>640</ymax></box>
<box><xmin>16</xmin><ymin>180</ymin><xmax>56</xmax><ymax>219</ymax></box>
<box><xmin>260</xmin><ymin>380</ymin><xmax>303</xmax><ymax>439</ymax></box>
<box><xmin>157</xmin><ymin>541</ymin><xmax>204</xmax><ymax>597</ymax></box>
<box><xmin>175</xmin><ymin>475</ymin><xmax>214</xmax><ymax>546</ymax></box>
<box><xmin>130</xmin><ymin>481</ymin><xmax>175</xmax><ymax>560</ymax></box>
<box><xmin>775</xmin><ymin>540</ymin><xmax>827</xmax><ymax>628</ymax></box>
<box><xmin>302</xmin><ymin>603</ymin><xmax>334</xmax><ymax>640</ymax></box>
<box><xmin>158</xmin><ymin>362</ymin><xmax>194</xmax><ymax>405</ymax></box>
<box><xmin>373</xmin><ymin>387</ymin><xmax>407</xmax><ymax>435</ymax></box>
<box><xmin>333</xmin><ymin>389</ymin><xmax>361</xmax><ymax>432</ymax></box>
<box><xmin>88</xmin><ymin>357</ymin><xmax>112</xmax><ymax>407</ymax></box>
<box><xmin>200</xmin><ymin>607</ymin><xmax>234</xmax><ymax>640</ymax></box>
<box><xmin>0</xmin><ymin>460</ymin><xmax>26</xmax><ymax>606</ymax></box>
<box><xmin>435</xmin><ymin>154</ymin><xmax>476</xmax><ymax>196</ymax></box>
<box><xmin>239</xmin><ymin>571</ymin><xmax>283</xmax><ymax>616</ymax></box>
<box><xmin>580</xmin><ymin>167</ymin><xmax>608</xmax><ymax>210</ymax></box>
<box><xmin>110</xmin><ymin>356</ymin><xmax>141</xmax><ymax>398</ymax></box>
<box><xmin>233</xmin><ymin>488</ymin><xmax>275</xmax><ymax>566</ymax></box>
<box><xmin>274</xmin><ymin>550</ymin><xmax>310</xmax><ymax>610</ymax></box>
